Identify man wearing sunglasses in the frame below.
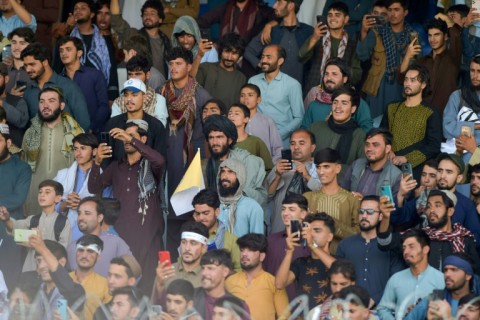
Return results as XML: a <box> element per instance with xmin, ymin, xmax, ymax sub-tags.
<box><xmin>336</xmin><ymin>195</ymin><xmax>405</xmax><ymax>306</ymax></box>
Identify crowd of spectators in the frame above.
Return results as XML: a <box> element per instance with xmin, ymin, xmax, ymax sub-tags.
<box><xmin>1</xmin><ymin>0</ymin><xmax>480</xmax><ymax>319</ymax></box>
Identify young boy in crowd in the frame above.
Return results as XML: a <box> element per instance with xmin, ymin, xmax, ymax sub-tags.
<box><xmin>240</xmin><ymin>84</ymin><xmax>282</xmax><ymax>163</ymax></box>
<box><xmin>0</xmin><ymin>179</ymin><xmax>71</xmax><ymax>272</ymax></box>
<box><xmin>227</xmin><ymin>102</ymin><xmax>274</xmax><ymax>172</ymax></box>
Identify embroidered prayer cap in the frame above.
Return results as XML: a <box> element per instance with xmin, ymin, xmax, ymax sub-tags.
<box><xmin>437</xmin><ymin>153</ymin><xmax>465</xmax><ymax>175</ymax></box>
<box><xmin>126</xmin><ymin>119</ymin><xmax>149</xmax><ymax>132</ymax></box>
<box><xmin>122</xmin><ymin>78</ymin><xmax>146</xmax><ymax>94</ymax></box>
<box><xmin>120</xmin><ymin>255</ymin><xmax>142</xmax><ymax>279</ymax></box>
<box><xmin>0</xmin><ymin>123</ymin><xmax>9</xmax><ymax>135</ymax></box>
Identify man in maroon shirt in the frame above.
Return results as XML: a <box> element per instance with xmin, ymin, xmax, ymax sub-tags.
<box><xmin>264</xmin><ymin>193</ymin><xmax>310</xmax><ymax>300</ymax></box>
<box><xmin>88</xmin><ymin>119</ymin><xmax>165</xmax><ymax>294</ymax></box>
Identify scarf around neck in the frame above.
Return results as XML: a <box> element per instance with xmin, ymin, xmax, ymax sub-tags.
<box><xmin>320</xmin><ymin>31</ymin><xmax>348</xmax><ymax>80</ymax></box>
<box><xmin>423</xmin><ymin>223</ymin><xmax>475</xmax><ymax>253</ymax></box>
<box><xmin>70</xmin><ymin>24</ymin><xmax>111</xmax><ymax>83</ymax></box>
<box><xmin>22</xmin><ymin>113</ymin><xmax>84</xmax><ymax>172</ymax></box>
<box><xmin>161</xmin><ymin>77</ymin><xmax>198</xmax><ymax>148</ymax></box>
<box><xmin>327</xmin><ymin>117</ymin><xmax>358</xmax><ymax>164</ymax></box>
<box><xmin>375</xmin><ymin>22</ymin><xmax>414</xmax><ymax>81</ymax></box>
<box><xmin>316</xmin><ymin>88</ymin><xmax>333</xmax><ymax>104</ymax></box>
<box><xmin>218</xmin><ymin>158</ymin><xmax>246</xmax><ymax>233</ymax></box>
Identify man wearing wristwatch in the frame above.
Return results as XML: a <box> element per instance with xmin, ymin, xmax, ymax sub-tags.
<box><xmin>274</xmin><ymin>212</ymin><xmax>336</xmax><ymax>310</ymax></box>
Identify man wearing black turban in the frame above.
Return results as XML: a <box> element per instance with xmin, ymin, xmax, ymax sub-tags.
<box><xmin>203</xmin><ymin>115</ymin><xmax>267</xmax><ymax>208</ymax></box>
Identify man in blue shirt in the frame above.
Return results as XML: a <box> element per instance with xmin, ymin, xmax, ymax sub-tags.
<box><xmin>336</xmin><ymin>195</ymin><xmax>405</xmax><ymax>305</ymax></box>
<box><xmin>376</xmin><ymin>229</ymin><xmax>445</xmax><ymax>320</ymax></box>
<box><xmin>58</xmin><ymin>36</ymin><xmax>109</xmax><ymax>137</ymax></box>
<box><xmin>244</xmin><ymin>0</ymin><xmax>312</xmax><ymax>85</ymax></box>
<box><xmin>0</xmin><ymin>0</ymin><xmax>36</xmax><ymax>36</ymax></box>
<box><xmin>406</xmin><ymin>253</ymin><xmax>479</xmax><ymax>320</ymax></box>
<box><xmin>248</xmin><ymin>44</ymin><xmax>304</xmax><ymax>148</ymax></box>
<box><xmin>0</xmin><ymin>123</ymin><xmax>31</xmax><ymax>289</ymax></box>
<box><xmin>21</xmin><ymin>42</ymin><xmax>91</xmax><ymax>132</ymax></box>
<box><xmin>217</xmin><ymin>158</ymin><xmax>264</xmax><ymax>237</ymax></box>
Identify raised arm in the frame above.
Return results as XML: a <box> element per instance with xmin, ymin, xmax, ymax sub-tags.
<box><xmin>9</xmin><ymin>0</ymin><xmax>34</xmax><ymax>26</ymax></box>
<box><xmin>275</xmin><ymin>230</ymin><xmax>297</xmax><ymax>289</ymax></box>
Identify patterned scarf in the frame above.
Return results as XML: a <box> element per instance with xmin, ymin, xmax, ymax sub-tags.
<box><xmin>423</xmin><ymin>223</ymin><xmax>475</xmax><ymax>253</ymax></box>
<box><xmin>304</xmin><ymin>86</ymin><xmax>331</xmax><ymax>107</ymax></box>
<box><xmin>320</xmin><ymin>31</ymin><xmax>348</xmax><ymax>80</ymax></box>
<box><xmin>71</xmin><ymin>24</ymin><xmax>111</xmax><ymax>83</ymax></box>
<box><xmin>22</xmin><ymin>113</ymin><xmax>84</xmax><ymax>172</ymax></box>
<box><xmin>137</xmin><ymin>158</ymin><xmax>156</xmax><ymax>225</ymax></box>
<box><xmin>316</xmin><ymin>89</ymin><xmax>333</xmax><ymax>104</ymax></box>
<box><xmin>115</xmin><ymin>86</ymin><xmax>157</xmax><ymax>115</ymax></box>
<box><xmin>375</xmin><ymin>22</ymin><xmax>414</xmax><ymax>81</ymax></box>
<box><xmin>161</xmin><ymin>76</ymin><xmax>198</xmax><ymax>149</ymax></box>
<box><xmin>220</xmin><ymin>0</ymin><xmax>259</xmax><ymax>39</ymax></box>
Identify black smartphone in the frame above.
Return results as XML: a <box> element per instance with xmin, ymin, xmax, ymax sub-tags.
<box><xmin>290</xmin><ymin>219</ymin><xmax>303</xmax><ymax>241</ymax></box>
<box><xmin>16</xmin><ymin>80</ymin><xmax>27</xmax><ymax>88</ymax></box>
<box><xmin>366</xmin><ymin>15</ymin><xmax>386</xmax><ymax>25</ymax></box>
<box><xmin>100</xmin><ymin>132</ymin><xmax>111</xmax><ymax>145</ymax></box>
<box><xmin>428</xmin><ymin>289</ymin><xmax>444</xmax><ymax>301</ymax></box>
<box><xmin>200</xmin><ymin>30</ymin><xmax>210</xmax><ymax>42</ymax></box>
<box><xmin>316</xmin><ymin>15</ymin><xmax>327</xmax><ymax>25</ymax></box>
<box><xmin>281</xmin><ymin>149</ymin><xmax>292</xmax><ymax>164</ymax></box>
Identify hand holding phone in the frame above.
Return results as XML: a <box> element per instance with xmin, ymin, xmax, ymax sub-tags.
<box><xmin>57</xmin><ymin>299</ymin><xmax>67</xmax><ymax>320</ymax></box>
<box><xmin>281</xmin><ymin>149</ymin><xmax>292</xmax><ymax>165</ymax></box>
<box><xmin>316</xmin><ymin>15</ymin><xmax>327</xmax><ymax>26</ymax></box>
<box><xmin>100</xmin><ymin>132</ymin><xmax>111</xmax><ymax>146</ymax></box>
<box><xmin>200</xmin><ymin>30</ymin><xmax>210</xmax><ymax>42</ymax></box>
<box><xmin>366</xmin><ymin>15</ymin><xmax>385</xmax><ymax>25</ymax></box>
<box><xmin>290</xmin><ymin>220</ymin><xmax>303</xmax><ymax>241</ymax></box>
<box><xmin>2</xmin><ymin>45</ymin><xmax>12</xmax><ymax>62</ymax></box>
<box><xmin>380</xmin><ymin>185</ymin><xmax>394</xmax><ymax>204</ymax></box>
<box><xmin>410</xmin><ymin>31</ymin><xmax>419</xmax><ymax>45</ymax></box>
<box><xmin>401</xmin><ymin>163</ymin><xmax>413</xmax><ymax>180</ymax></box>
<box><xmin>461</xmin><ymin>125</ymin><xmax>473</xmax><ymax>138</ymax></box>
<box><xmin>158</xmin><ymin>251</ymin><xmax>171</xmax><ymax>267</ymax></box>
<box><xmin>14</xmin><ymin>229</ymin><xmax>38</xmax><ymax>243</ymax></box>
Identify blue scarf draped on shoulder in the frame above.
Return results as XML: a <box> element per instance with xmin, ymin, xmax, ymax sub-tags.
<box><xmin>375</xmin><ymin>22</ymin><xmax>415</xmax><ymax>82</ymax></box>
<box><xmin>71</xmin><ymin>24</ymin><xmax>111</xmax><ymax>83</ymax></box>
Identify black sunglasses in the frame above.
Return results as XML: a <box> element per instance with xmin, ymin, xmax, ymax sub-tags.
<box><xmin>358</xmin><ymin>208</ymin><xmax>380</xmax><ymax>215</ymax></box>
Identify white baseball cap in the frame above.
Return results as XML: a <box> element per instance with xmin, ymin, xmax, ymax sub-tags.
<box><xmin>122</xmin><ymin>78</ymin><xmax>146</xmax><ymax>94</ymax></box>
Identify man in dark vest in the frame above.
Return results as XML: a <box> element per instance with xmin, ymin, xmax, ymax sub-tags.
<box><xmin>341</xmin><ymin>127</ymin><xmax>402</xmax><ymax>200</ymax></box>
